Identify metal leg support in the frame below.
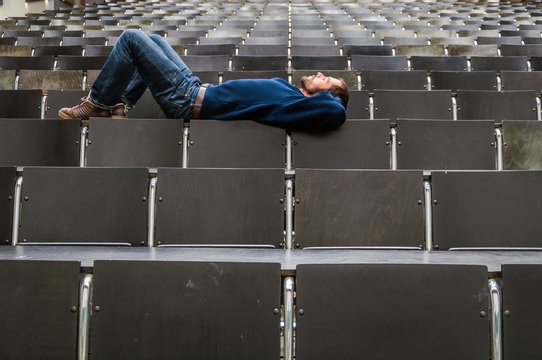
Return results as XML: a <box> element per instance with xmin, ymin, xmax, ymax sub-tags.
<box><xmin>11</xmin><ymin>176</ymin><xmax>23</xmax><ymax>246</ymax></box>
<box><xmin>283</xmin><ymin>277</ymin><xmax>295</xmax><ymax>360</ymax></box>
<box><xmin>147</xmin><ymin>176</ymin><xmax>157</xmax><ymax>247</ymax></box>
<box><xmin>40</xmin><ymin>94</ymin><xmax>47</xmax><ymax>119</ymax></box>
<box><xmin>495</xmin><ymin>128</ymin><xmax>503</xmax><ymax>171</ymax></box>
<box><xmin>182</xmin><ymin>126</ymin><xmax>189</xmax><ymax>168</ymax></box>
<box><xmin>285</xmin><ymin>179</ymin><xmax>294</xmax><ymax>249</ymax></box>
<box><xmin>78</xmin><ymin>274</ymin><xmax>93</xmax><ymax>360</ymax></box>
<box><xmin>79</xmin><ymin>125</ymin><xmax>88</xmax><ymax>167</ymax></box>
<box><xmin>390</xmin><ymin>127</ymin><xmax>397</xmax><ymax>170</ymax></box>
<box><xmin>424</xmin><ymin>180</ymin><xmax>433</xmax><ymax>250</ymax></box>
<box><xmin>489</xmin><ymin>279</ymin><xmax>503</xmax><ymax>360</ymax></box>
<box><xmin>286</xmin><ymin>133</ymin><xmax>292</xmax><ymax>171</ymax></box>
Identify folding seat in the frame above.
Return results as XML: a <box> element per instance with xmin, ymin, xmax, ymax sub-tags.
<box><xmin>291</xmin><ymin>37</ymin><xmax>335</xmax><ymax>46</ymax></box>
<box><xmin>43</xmin><ymin>30</ymin><xmax>83</xmax><ymax>38</ymax></box>
<box><xmin>502</xmin><ymin>264</ymin><xmax>542</xmax><ymax>360</ymax></box>
<box><xmin>292</xmin><ymin>70</ymin><xmax>358</xmax><ymax>90</ymax></box>
<box><xmin>294</xmin><ymin>169</ymin><xmax>424</xmax><ymax>247</ymax></box>
<box><xmin>336</xmin><ymin>37</ymin><xmax>381</xmax><ymax>46</ymax></box>
<box><xmin>501</xmin><ymin>29</ymin><xmax>542</xmax><ymax>38</ymax></box>
<box><xmin>290</xmin><ymin>45</ymin><xmax>340</xmax><ymax>56</ymax></box>
<box><xmin>0</xmin><ymin>70</ymin><xmax>14</xmax><ymax>89</ymax></box>
<box><xmin>85</xmin><ymin>29</ymin><xmax>123</xmax><ymax>38</ymax></box>
<box><xmin>416</xmin><ymin>29</ymin><xmax>456</xmax><ymax>38</ymax></box>
<box><xmin>0</xmin><ymin>260</ymin><xmax>80</xmax><ymax>359</ymax></box>
<box><xmin>476</xmin><ymin>36</ymin><xmax>522</xmax><ymax>45</ymax></box>
<box><xmin>199</xmin><ymin>37</ymin><xmax>244</xmax><ymax>46</ymax></box>
<box><xmin>360</xmin><ymin>70</ymin><xmax>427</xmax><ymax>91</ymax></box>
<box><xmin>0</xmin><ymin>89</ymin><xmax>42</xmax><ymax>117</ymax></box>
<box><xmin>394</xmin><ymin>45</ymin><xmax>446</xmax><ymax>56</ymax></box>
<box><xmin>18</xmin><ymin>167</ymin><xmax>149</xmax><ymax>245</ymax></box>
<box><xmin>56</xmin><ymin>55</ymin><xmax>107</xmax><ymax>70</ymax></box>
<box><xmin>0</xmin><ymin>45</ymin><xmax>32</xmax><ymax>56</ymax></box>
<box><xmin>222</xmin><ymin>70</ymin><xmax>288</xmax><ymax>82</ymax></box>
<box><xmin>431</xmin><ymin>170</ymin><xmax>542</xmax><ymax>249</ymax></box>
<box><xmin>523</xmin><ymin>37</ymin><xmax>542</xmax><ymax>45</ymax></box>
<box><xmin>207</xmin><ymin>29</ymin><xmax>248</xmax><ymax>40</ymax></box>
<box><xmin>501</xmin><ymin>70</ymin><xmax>542</xmax><ymax>91</ymax></box>
<box><xmin>0</xmin><ymin>37</ymin><xmax>16</xmax><ymax>46</ymax></box>
<box><xmin>16</xmin><ymin>37</ymin><xmax>61</xmax><ymax>46</ymax></box>
<box><xmin>249</xmin><ymin>30</ymin><xmax>288</xmax><ymax>38</ymax></box>
<box><xmin>32</xmin><ymin>45</ymin><xmax>83</xmax><ymax>57</ymax></box>
<box><xmin>231</xmin><ymin>55</ymin><xmax>287</xmax><ymax>71</ymax></box>
<box><xmin>90</xmin><ymin>261</ymin><xmax>280</xmax><ymax>358</ymax></box>
<box><xmin>185</xmin><ymin>44</ymin><xmax>236</xmax><ymax>56</ymax></box>
<box><xmin>383</xmin><ymin>37</ymin><xmax>429</xmax><ymax>46</ymax></box>
<box><xmin>180</xmin><ymin>55</ymin><xmax>229</xmax><ymax>72</ymax></box>
<box><xmin>296</xmin><ymin>264</ymin><xmax>489</xmax><ymax>359</ymax></box>
<box><xmin>458</xmin><ymin>29</ymin><xmax>500</xmax><ymax>38</ymax></box>
<box><xmin>0</xmin><ymin>118</ymin><xmax>80</xmax><ymax>166</ymax></box>
<box><xmin>342</xmin><ymin>44</ymin><xmax>393</xmax><ymax>56</ymax></box>
<box><xmin>245</xmin><ymin>37</ymin><xmax>288</xmax><ymax>45</ymax></box>
<box><xmin>2</xmin><ymin>30</ymin><xmax>42</xmax><ymax>38</ymax></box>
<box><xmin>448</xmin><ymin>45</ymin><xmax>499</xmax><ymax>57</ymax></box>
<box><xmin>167</xmin><ymin>29</ymin><xmax>207</xmax><ymax>39</ymax></box>
<box><xmin>0</xmin><ymin>55</ymin><xmax>54</xmax><ymax>70</ymax></box>
<box><xmin>83</xmin><ymin>45</ymin><xmax>113</xmax><ymax>56</ymax></box>
<box><xmin>374</xmin><ymin>90</ymin><xmax>453</xmax><ymax>120</ymax></box>
<box><xmin>164</xmin><ymin>36</ymin><xmax>197</xmax><ymax>46</ymax></box>
<box><xmin>430</xmin><ymin>71</ymin><xmax>497</xmax><ymax>91</ymax></box>
<box><xmin>18</xmin><ymin>70</ymin><xmax>83</xmax><ymax>90</ymax></box>
<box><xmin>85</xmin><ymin>118</ymin><xmax>183</xmax><ymax>167</ymax></box>
<box><xmin>237</xmin><ymin>44</ymin><xmax>288</xmax><ymax>56</ymax></box>
<box><xmin>527</xmin><ymin>57</ymin><xmax>542</xmax><ymax>71</ymax></box>
<box><xmin>291</xmin><ymin>119</ymin><xmax>389</xmax><ymax>169</ymax></box>
<box><xmin>411</xmin><ymin>56</ymin><xmax>467</xmax><ymax>71</ymax></box>
<box><xmin>470</xmin><ymin>56</ymin><xmax>528</xmax><ymax>71</ymax></box>
<box><xmin>351</xmin><ymin>55</ymin><xmax>408</xmax><ymax>71</ymax></box>
<box><xmin>501</xmin><ymin>45</ymin><xmax>542</xmax><ymax>57</ymax></box>
<box><xmin>291</xmin><ymin>56</ymin><xmax>348</xmax><ymax>70</ymax></box>
<box><xmin>396</xmin><ymin>119</ymin><xmax>496</xmax><ymax>170</ymax></box>
<box><xmin>187</xmin><ymin>120</ymin><xmax>285</xmax><ymax>168</ymax></box>
<box><xmin>456</xmin><ymin>90</ymin><xmax>538</xmax><ymax>121</ymax></box>
<box><xmin>430</xmin><ymin>37</ymin><xmax>475</xmax><ymax>46</ymax></box>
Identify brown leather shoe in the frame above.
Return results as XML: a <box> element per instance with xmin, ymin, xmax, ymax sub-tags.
<box><xmin>58</xmin><ymin>97</ymin><xmax>127</xmax><ymax>120</ymax></box>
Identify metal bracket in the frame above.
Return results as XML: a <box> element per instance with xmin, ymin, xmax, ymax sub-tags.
<box><xmin>489</xmin><ymin>279</ymin><xmax>503</xmax><ymax>360</ymax></box>
<box><xmin>424</xmin><ymin>180</ymin><xmax>433</xmax><ymax>250</ymax></box>
<box><xmin>536</xmin><ymin>96</ymin><xmax>541</xmax><ymax>121</ymax></box>
<box><xmin>369</xmin><ymin>95</ymin><xmax>375</xmax><ymax>119</ymax></box>
<box><xmin>451</xmin><ymin>95</ymin><xmax>458</xmax><ymax>120</ymax></box>
<box><xmin>182</xmin><ymin>125</ymin><xmax>189</xmax><ymax>168</ymax></box>
<box><xmin>40</xmin><ymin>93</ymin><xmax>47</xmax><ymax>119</ymax></box>
<box><xmin>79</xmin><ymin>125</ymin><xmax>88</xmax><ymax>167</ymax></box>
<box><xmin>497</xmin><ymin>75</ymin><xmax>502</xmax><ymax>92</ymax></box>
<box><xmin>285</xmin><ymin>133</ymin><xmax>292</xmax><ymax>171</ymax></box>
<box><xmin>11</xmin><ymin>176</ymin><xmax>23</xmax><ymax>246</ymax></box>
<box><xmin>390</xmin><ymin>127</ymin><xmax>397</xmax><ymax>170</ymax></box>
<box><xmin>495</xmin><ymin>127</ymin><xmax>503</xmax><ymax>171</ymax></box>
<box><xmin>283</xmin><ymin>277</ymin><xmax>295</xmax><ymax>360</ymax></box>
<box><xmin>285</xmin><ymin>179</ymin><xmax>294</xmax><ymax>249</ymax></box>
<box><xmin>147</xmin><ymin>176</ymin><xmax>157</xmax><ymax>247</ymax></box>
<box><xmin>78</xmin><ymin>274</ymin><xmax>93</xmax><ymax>360</ymax></box>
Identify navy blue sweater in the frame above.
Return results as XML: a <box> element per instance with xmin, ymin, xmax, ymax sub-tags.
<box><xmin>199</xmin><ymin>78</ymin><xmax>346</xmax><ymax>131</ymax></box>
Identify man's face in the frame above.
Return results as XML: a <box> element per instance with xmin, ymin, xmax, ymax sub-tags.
<box><xmin>301</xmin><ymin>72</ymin><xmax>344</xmax><ymax>95</ymax></box>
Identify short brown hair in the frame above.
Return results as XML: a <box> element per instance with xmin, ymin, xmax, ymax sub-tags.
<box><xmin>328</xmin><ymin>78</ymin><xmax>349</xmax><ymax>110</ymax></box>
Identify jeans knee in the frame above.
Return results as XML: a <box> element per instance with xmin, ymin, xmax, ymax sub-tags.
<box><xmin>120</xmin><ymin>29</ymin><xmax>142</xmax><ymax>44</ymax></box>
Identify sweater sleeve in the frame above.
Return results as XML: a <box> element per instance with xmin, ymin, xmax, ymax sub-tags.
<box><xmin>255</xmin><ymin>91</ymin><xmax>346</xmax><ymax>132</ymax></box>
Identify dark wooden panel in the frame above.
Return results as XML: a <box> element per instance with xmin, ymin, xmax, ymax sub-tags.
<box><xmin>374</xmin><ymin>90</ymin><xmax>453</xmax><ymax>120</ymax></box>
<box><xmin>361</xmin><ymin>70</ymin><xmax>427</xmax><ymax>91</ymax></box>
<box><xmin>292</xmin><ymin>120</ymin><xmax>390</xmax><ymax>169</ymax></box>
<box><xmin>296</xmin><ymin>264</ymin><xmax>489</xmax><ymax>360</ymax></box>
<box><xmin>19</xmin><ymin>167</ymin><xmax>149</xmax><ymax>245</ymax></box>
<box><xmin>0</xmin><ymin>119</ymin><xmax>80</xmax><ymax>166</ymax></box>
<box><xmin>0</xmin><ymin>260</ymin><xmax>80</xmax><ymax>360</ymax></box>
<box><xmin>396</xmin><ymin>119</ymin><xmax>495</xmax><ymax>170</ymax></box>
<box><xmin>91</xmin><ymin>261</ymin><xmax>281</xmax><ymax>360</ymax></box>
<box><xmin>456</xmin><ymin>90</ymin><xmax>538</xmax><ymax>121</ymax></box>
<box><xmin>295</xmin><ymin>169</ymin><xmax>424</xmax><ymax>247</ymax></box>
<box><xmin>188</xmin><ymin>120</ymin><xmax>285</xmax><ymax>168</ymax></box>
<box><xmin>0</xmin><ymin>90</ymin><xmax>42</xmax><ymax>118</ymax></box>
<box><xmin>87</xmin><ymin>118</ymin><xmax>183</xmax><ymax>167</ymax></box>
<box><xmin>155</xmin><ymin>168</ymin><xmax>284</xmax><ymax>246</ymax></box>
<box><xmin>503</xmin><ymin>264</ymin><xmax>542</xmax><ymax>360</ymax></box>
<box><xmin>432</xmin><ymin>171</ymin><xmax>542</xmax><ymax>249</ymax></box>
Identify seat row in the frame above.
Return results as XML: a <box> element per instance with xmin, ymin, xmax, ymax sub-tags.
<box><xmin>2</xmin><ymin>165</ymin><xmax>542</xmax><ymax>249</ymax></box>
<box><xmin>1</xmin><ymin>259</ymin><xmax>539</xmax><ymax>360</ymax></box>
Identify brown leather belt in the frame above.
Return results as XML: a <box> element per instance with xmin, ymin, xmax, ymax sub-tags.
<box><xmin>191</xmin><ymin>83</ymin><xmax>208</xmax><ymax>119</ymax></box>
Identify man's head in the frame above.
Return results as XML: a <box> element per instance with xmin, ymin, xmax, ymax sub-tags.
<box><xmin>300</xmin><ymin>72</ymin><xmax>349</xmax><ymax>109</ymax></box>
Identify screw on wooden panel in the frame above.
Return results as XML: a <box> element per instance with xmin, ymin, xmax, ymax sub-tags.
<box><xmin>94</xmin><ymin>305</ymin><xmax>101</xmax><ymax>312</ymax></box>
<box><xmin>433</xmin><ymin>199</ymin><xmax>438</xmax><ymax>204</ymax></box>
<box><xmin>71</xmin><ymin>306</ymin><xmax>77</xmax><ymax>313</ymax></box>
<box><xmin>397</xmin><ymin>141</ymin><xmax>402</xmax><ymax>146</ymax></box>
<box><xmin>157</xmin><ymin>241</ymin><xmax>162</xmax><ymax>245</ymax></box>
<box><xmin>295</xmin><ymin>243</ymin><xmax>300</xmax><ymax>248</ymax></box>
<box><xmin>434</xmin><ymin>244</ymin><xmax>439</xmax><ymax>249</ymax></box>
<box><xmin>24</xmin><ymin>196</ymin><xmax>29</xmax><ymax>201</ymax></box>
<box><xmin>189</xmin><ymin>141</ymin><xmax>194</xmax><ymax>145</ymax></box>
<box><xmin>490</xmin><ymin>142</ymin><xmax>495</xmax><ymax>147</ymax></box>
<box><xmin>8</xmin><ymin>196</ymin><xmax>12</xmax><ymax>200</ymax></box>
<box><xmin>504</xmin><ymin>143</ymin><xmax>508</xmax><ymax>147</ymax></box>
<box><xmin>298</xmin><ymin>309</ymin><xmax>305</xmax><ymax>316</ymax></box>
<box><xmin>385</xmin><ymin>141</ymin><xmax>390</xmax><ymax>145</ymax></box>
<box><xmin>140</xmin><ymin>241</ymin><xmax>145</xmax><ymax>246</ymax></box>
<box><xmin>88</xmin><ymin>140</ymin><xmax>92</xmax><ymax>144</ymax></box>
<box><xmin>279</xmin><ymin>242</ymin><xmax>284</xmax><ymax>248</ymax></box>
<box><xmin>281</xmin><ymin>141</ymin><xmax>285</xmax><ymax>145</ymax></box>
<box><xmin>76</xmin><ymin>141</ymin><xmax>79</xmax><ymax>145</ymax></box>
<box><xmin>142</xmin><ymin>197</ymin><xmax>147</xmax><ymax>202</ymax></box>
<box><xmin>279</xmin><ymin>199</ymin><xmax>284</xmax><ymax>203</ymax></box>
<box><xmin>158</xmin><ymin>197</ymin><xmax>163</xmax><ymax>202</ymax></box>
<box><xmin>273</xmin><ymin>308</ymin><xmax>280</xmax><ymax>315</ymax></box>
<box><xmin>178</xmin><ymin>141</ymin><xmax>182</xmax><ymax>145</ymax></box>
<box><xmin>504</xmin><ymin>310</ymin><xmax>511</xmax><ymax>317</ymax></box>
<box><xmin>295</xmin><ymin>199</ymin><xmax>300</xmax><ymax>204</ymax></box>
<box><xmin>5</xmin><ymin>240</ymin><xmax>9</xmax><ymax>244</ymax></box>
<box><xmin>418</xmin><ymin>200</ymin><xmax>422</xmax><ymax>205</ymax></box>
<box><xmin>480</xmin><ymin>311</ymin><xmax>487</xmax><ymax>318</ymax></box>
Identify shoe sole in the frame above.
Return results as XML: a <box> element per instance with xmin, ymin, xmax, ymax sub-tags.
<box><xmin>58</xmin><ymin>110</ymin><xmax>126</xmax><ymax>120</ymax></box>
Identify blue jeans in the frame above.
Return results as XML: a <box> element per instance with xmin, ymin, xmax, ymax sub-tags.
<box><xmin>89</xmin><ymin>29</ymin><xmax>201</xmax><ymax>120</ymax></box>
